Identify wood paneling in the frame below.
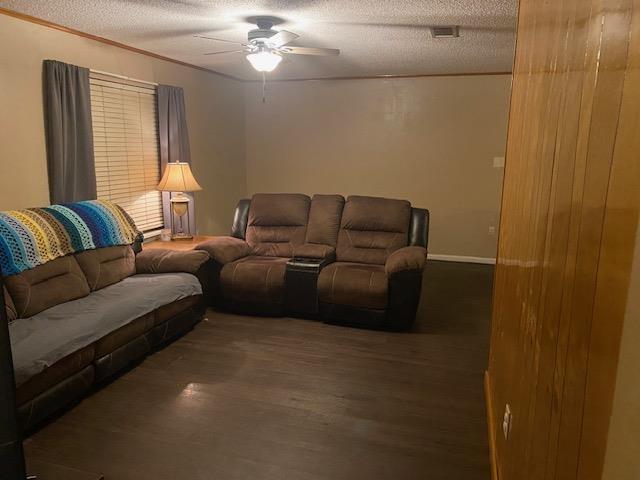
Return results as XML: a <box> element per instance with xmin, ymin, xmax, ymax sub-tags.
<box><xmin>486</xmin><ymin>0</ymin><xmax>640</xmax><ymax>479</ymax></box>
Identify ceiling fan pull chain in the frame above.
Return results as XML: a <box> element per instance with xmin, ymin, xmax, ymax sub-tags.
<box><xmin>262</xmin><ymin>72</ymin><xmax>267</xmax><ymax>103</ymax></box>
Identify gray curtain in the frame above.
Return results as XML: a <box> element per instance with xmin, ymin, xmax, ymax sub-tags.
<box><xmin>157</xmin><ymin>85</ymin><xmax>196</xmax><ymax>234</ymax></box>
<box><xmin>43</xmin><ymin>60</ymin><xmax>96</xmax><ymax>204</ymax></box>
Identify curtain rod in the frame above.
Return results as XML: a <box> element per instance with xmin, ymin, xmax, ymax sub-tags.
<box><xmin>89</xmin><ymin>69</ymin><xmax>159</xmax><ymax>87</ymax></box>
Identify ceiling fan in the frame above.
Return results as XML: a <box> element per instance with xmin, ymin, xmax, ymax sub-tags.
<box><xmin>194</xmin><ymin>16</ymin><xmax>340</xmax><ymax>73</ymax></box>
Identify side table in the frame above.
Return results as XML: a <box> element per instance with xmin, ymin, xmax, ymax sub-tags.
<box><xmin>143</xmin><ymin>235</ymin><xmax>216</xmax><ymax>252</ymax></box>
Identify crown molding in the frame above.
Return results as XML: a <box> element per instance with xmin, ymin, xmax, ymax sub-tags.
<box><xmin>0</xmin><ymin>6</ymin><xmax>242</xmax><ymax>82</ymax></box>
<box><xmin>251</xmin><ymin>71</ymin><xmax>512</xmax><ymax>83</ymax></box>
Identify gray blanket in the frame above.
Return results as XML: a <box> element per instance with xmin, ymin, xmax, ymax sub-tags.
<box><xmin>10</xmin><ymin>273</ymin><xmax>202</xmax><ymax>385</ymax></box>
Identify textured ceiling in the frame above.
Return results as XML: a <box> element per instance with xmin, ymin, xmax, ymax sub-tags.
<box><xmin>1</xmin><ymin>0</ymin><xmax>517</xmax><ymax>81</ymax></box>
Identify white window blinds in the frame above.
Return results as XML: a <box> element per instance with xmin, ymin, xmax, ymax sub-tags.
<box><xmin>89</xmin><ymin>73</ymin><xmax>163</xmax><ymax>233</ymax></box>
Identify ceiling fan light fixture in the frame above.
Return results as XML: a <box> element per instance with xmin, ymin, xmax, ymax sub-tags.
<box><xmin>246</xmin><ymin>50</ymin><xmax>282</xmax><ymax>72</ymax></box>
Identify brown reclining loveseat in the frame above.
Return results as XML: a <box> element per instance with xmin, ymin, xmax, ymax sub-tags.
<box><xmin>197</xmin><ymin>194</ymin><xmax>429</xmax><ymax>330</ymax></box>
<box><xmin>1</xmin><ymin>242</ymin><xmax>209</xmax><ymax>432</ymax></box>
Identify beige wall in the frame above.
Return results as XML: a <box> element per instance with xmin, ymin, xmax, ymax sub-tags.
<box><xmin>603</xmin><ymin>223</ymin><xmax>640</xmax><ymax>480</ymax></box>
<box><xmin>0</xmin><ymin>14</ymin><xmax>246</xmax><ymax>235</ymax></box>
<box><xmin>0</xmin><ymin>12</ymin><xmax>510</xmax><ymax>255</ymax></box>
<box><xmin>244</xmin><ymin>75</ymin><xmax>511</xmax><ymax>258</ymax></box>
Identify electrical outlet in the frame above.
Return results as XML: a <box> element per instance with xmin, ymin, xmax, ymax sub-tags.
<box><xmin>488</xmin><ymin>226</ymin><xmax>496</xmax><ymax>236</ymax></box>
<box><xmin>502</xmin><ymin>404</ymin><xmax>512</xmax><ymax>439</ymax></box>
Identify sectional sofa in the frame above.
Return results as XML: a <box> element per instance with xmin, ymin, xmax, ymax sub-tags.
<box><xmin>197</xmin><ymin>194</ymin><xmax>429</xmax><ymax>330</ymax></box>
<box><xmin>0</xmin><ymin>193</ymin><xmax>427</xmax><ymax>444</ymax></box>
<box><xmin>1</xmin><ymin>241</ymin><xmax>209</xmax><ymax>432</ymax></box>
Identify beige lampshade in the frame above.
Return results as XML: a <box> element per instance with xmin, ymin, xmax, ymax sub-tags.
<box><xmin>156</xmin><ymin>161</ymin><xmax>202</xmax><ymax>192</ymax></box>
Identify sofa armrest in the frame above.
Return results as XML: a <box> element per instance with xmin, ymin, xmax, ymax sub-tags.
<box><xmin>195</xmin><ymin>236</ymin><xmax>253</xmax><ymax>264</ymax></box>
<box><xmin>385</xmin><ymin>246</ymin><xmax>427</xmax><ymax>276</ymax></box>
<box><xmin>136</xmin><ymin>249</ymin><xmax>210</xmax><ymax>275</ymax></box>
<box><xmin>385</xmin><ymin>246</ymin><xmax>427</xmax><ymax>331</ymax></box>
<box><xmin>3</xmin><ymin>286</ymin><xmax>17</xmax><ymax>323</ymax></box>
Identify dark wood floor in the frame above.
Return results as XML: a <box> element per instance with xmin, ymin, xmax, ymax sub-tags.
<box><xmin>24</xmin><ymin>260</ymin><xmax>494</xmax><ymax>480</ymax></box>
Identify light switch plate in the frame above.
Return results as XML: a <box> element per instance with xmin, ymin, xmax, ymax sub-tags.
<box><xmin>493</xmin><ymin>156</ymin><xmax>505</xmax><ymax>168</ymax></box>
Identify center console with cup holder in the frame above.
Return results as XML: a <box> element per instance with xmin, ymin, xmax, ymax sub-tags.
<box><xmin>284</xmin><ymin>257</ymin><xmax>330</xmax><ymax>318</ymax></box>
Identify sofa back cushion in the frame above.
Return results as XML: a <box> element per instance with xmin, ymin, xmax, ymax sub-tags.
<box><xmin>3</xmin><ymin>286</ymin><xmax>16</xmax><ymax>323</ymax></box>
<box><xmin>305</xmin><ymin>195</ymin><xmax>345</xmax><ymax>247</ymax></box>
<box><xmin>4</xmin><ymin>256</ymin><xmax>90</xmax><ymax>318</ymax></box>
<box><xmin>75</xmin><ymin>246</ymin><xmax>136</xmax><ymax>291</ymax></box>
<box><xmin>246</xmin><ymin>193</ymin><xmax>310</xmax><ymax>257</ymax></box>
<box><xmin>336</xmin><ymin>196</ymin><xmax>411</xmax><ymax>265</ymax></box>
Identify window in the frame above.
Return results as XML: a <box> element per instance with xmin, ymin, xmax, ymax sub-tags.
<box><xmin>89</xmin><ymin>73</ymin><xmax>163</xmax><ymax>233</ymax></box>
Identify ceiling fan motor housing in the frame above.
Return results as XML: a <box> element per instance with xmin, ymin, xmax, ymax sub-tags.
<box><xmin>248</xmin><ymin>28</ymin><xmax>277</xmax><ymax>43</ymax></box>
<box><xmin>248</xmin><ymin>16</ymin><xmax>278</xmax><ymax>43</ymax></box>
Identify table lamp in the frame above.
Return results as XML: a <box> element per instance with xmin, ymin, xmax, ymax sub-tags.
<box><xmin>156</xmin><ymin>160</ymin><xmax>202</xmax><ymax>240</ymax></box>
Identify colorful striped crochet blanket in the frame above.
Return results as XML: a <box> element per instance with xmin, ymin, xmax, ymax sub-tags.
<box><xmin>0</xmin><ymin>200</ymin><xmax>142</xmax><ymax>276</ymax></box>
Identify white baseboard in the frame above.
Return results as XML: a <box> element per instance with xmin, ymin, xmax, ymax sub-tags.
<box><xmin>427</xmin><ymin>254</ymin><xmax>496</xmax><ymax>265</ymax></box>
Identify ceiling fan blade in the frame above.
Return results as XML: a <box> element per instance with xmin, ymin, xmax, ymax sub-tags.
<box><xmin>193</xmin><ymin>34</ymin><xmax>247</xmax><ymax>46</ymax></box>
<box><xmin>283</xmin><ymin>46</ymin><xmax>340</xmax><ymax>56</ymax></box>
<box><xmin>267</xmin><ymin>30</ymin><xmax>299</xmax><ymax>47</ymax></box>
<box><xmin>203</xmin><ymin>49</ymin><xmax>245</xmax><ymax>56</ymax></box>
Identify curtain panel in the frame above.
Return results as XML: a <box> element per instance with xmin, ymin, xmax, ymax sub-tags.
<box><xmin>43</xmin><ymin>60</ymin><xmax>96</xmax><ymax>204</ymax></box>
<box><xmin>157</xmin><ymin>85</ymin><xmax>196</xmax><ymax>235</ymax></box>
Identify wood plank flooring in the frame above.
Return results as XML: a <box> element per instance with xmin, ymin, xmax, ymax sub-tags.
<box><xmin>24</xmin><ymin>260</ymin><xmax>493</xmax><ymax>480</ymax></box>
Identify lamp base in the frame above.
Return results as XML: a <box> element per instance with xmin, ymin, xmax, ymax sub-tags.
<box><xmin>168</xmin><ymin>192</ymin><xmax>193</xmax><ymax>240</ymax></box>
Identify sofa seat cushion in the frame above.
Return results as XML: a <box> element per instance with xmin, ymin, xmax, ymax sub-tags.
<box><xmin>10</xmin><ymin>273</ymin><xmax>202</xmax><ymax>386</ymax></box>
<box><xmin>318</xmin><ymin>262</ymin><xmax>388</xmax><ymax>310</ymax></box>
<box><xmin>220</xmin><ymin>256</ymin><xmax>289</xmax><ymax>305</ymax></box>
